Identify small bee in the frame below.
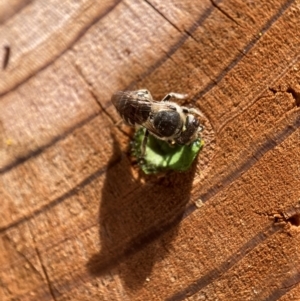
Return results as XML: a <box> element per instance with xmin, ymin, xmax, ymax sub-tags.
<box><xmin>111</xmin><ymin>89</ymin><xmax>204</xmax><ymax>157</ymax></box>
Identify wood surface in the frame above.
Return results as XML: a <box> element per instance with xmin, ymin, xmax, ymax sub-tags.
<box><xmin>1</xmin><ymin>0</ymin><xmax>300</xmax><ymax>300</ymax></box>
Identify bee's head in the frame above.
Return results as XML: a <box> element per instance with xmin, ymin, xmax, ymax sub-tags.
<box><xmin>175</xmin><ymin>114</ymin><xmax>202</xmax><ymax>145</ymax></box>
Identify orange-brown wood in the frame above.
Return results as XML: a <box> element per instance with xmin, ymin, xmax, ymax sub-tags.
<box><xmin>1</xmin><ymin>0</ymin><xmax>300</xmax><ymax>300</ymax></box>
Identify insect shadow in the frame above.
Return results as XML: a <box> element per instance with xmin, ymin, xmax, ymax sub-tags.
<box><xmin>87</xmin><ymin>132</ymin><xmax>197</xmax><ymax>291</ymax></box>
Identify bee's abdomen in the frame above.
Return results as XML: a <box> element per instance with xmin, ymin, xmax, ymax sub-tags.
<box><xmin>111</xmin><ymin>92</ymin><xmax>151</xmax><ymax>126</ymax></box>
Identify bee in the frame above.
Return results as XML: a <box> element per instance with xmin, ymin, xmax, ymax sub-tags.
<box><xmin>111</xmin><ymin>89</ymin><xmax>204</xmax><ymax>157</ymax></box>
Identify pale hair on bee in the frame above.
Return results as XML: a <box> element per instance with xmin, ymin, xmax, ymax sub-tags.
<box><xmin>111</xmin><ymin>89</ymin><xmax>204</xmax><ymax>157</ymax></box>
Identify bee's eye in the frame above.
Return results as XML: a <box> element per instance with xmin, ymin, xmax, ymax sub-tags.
<box><xmin>187</xmin><ymin>116</ymin><xmax>199</xmax><ymax>127</ymax></box>
<box><xmin>153</xmin><ymin>111</ymin><xmax>181</xmax><ymax>137</ymax></box>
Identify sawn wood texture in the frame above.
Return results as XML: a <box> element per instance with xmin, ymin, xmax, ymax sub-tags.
<box><xmin>0</xmin><ymin>0</ymin><xmax>300</xmax><ymax>300</ymax></box>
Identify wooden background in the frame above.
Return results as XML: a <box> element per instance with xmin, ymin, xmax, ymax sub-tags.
<box><xmin>1</xmin><ymin>0</ymin><xmax>300</xmax><ymax>300</ymax></box>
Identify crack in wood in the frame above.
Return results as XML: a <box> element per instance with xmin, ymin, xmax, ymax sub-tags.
<box><xmin>287</xmin><ymin>86</ymin><xmax>300</xmax><ymax>107</ymax></box>
<box><xmin>143</xmin><ymin>0</ymin><xmax>210</xmax><ymax>46</ymax></box>
<box><xmin>143</xmin><ymin>0</ymin><xmax>183</xmax><ymax>33</ymax></box>
<box><xmin>73</xmin><ymin>63</ymin><xmax>115</xmax><ymax>123</ymax></box>
<box><xmin>26</xmin><ymin>225</ymin><xmax>58</xmax><ymax>301</ymax></box>
<box><xmin>269</xmin><ymin>84</ymin><xmax>300</xmax><ymax>107</ymax></box>
<box><xmin>2</xmin><ymin>233</ymin><xmax>42</xmax><ymax>278</ymax></box>
<box><xmin>210</xmin><ymin>0</ymin><xmax>241</xmax><ymax>27</ymax></box>
<box><xmin>73</xmin><ymin>62</ymin><xmax>132</xmax><ymax>139</ymax></box>
<box><xmin>275</xmin><ymin>202</ymin><xmax>300</xmax><ymax>226</ymax></box>
<box><xmin>35</xmin><ymin>246</ymin><xmax>57</xmax><ymax>301</ymax></box>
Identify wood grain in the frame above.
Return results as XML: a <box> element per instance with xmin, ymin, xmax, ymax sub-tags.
<box><xmin>1</xmin><ymin>0</ymin><xmax>300</xmax><ymax>300</ymax></box>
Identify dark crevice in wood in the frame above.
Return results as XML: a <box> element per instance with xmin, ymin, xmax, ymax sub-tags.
<box><xmin>167</xmin><ymin>225</ymin><xmax>281</xmax><ymax>301</ymax></box>
<box><xmin>281</xmin><ymin>203</ymin><xmax>300</xmax><ymax>226</ymax></box>
<box><xmin>287</xmin><ymin>86</ymin><xmax>300</xmax><ymax>107</ymax></box>
<box><xmin>287</xmin><ymin>214</ymin><xmax>300</xmax><ymax>226</ymax></box>
<box><xmin>2</xmin><ymin>45</ymin><xmax>10</xmax><ymax>70</ymax></box>
<box><xmin>26</xmin><ymin>224</ymin><xmax>57</xmax><ymax>300</ymax></box>
<box><xmin>269</xmin><ymin>87</ymin><xmax>277</xmax><ymax>94</ymax></box>
<box><xmin>144</xmin><ymin>0</ymin><xmax>211</xmax><ymax>47</ymax></box>
<box><xmin>268</xmin><ymin>85</ymin><xmax>300</xmax><ymax>107</ymax></box>
<box><xmin>0</xmin><ymin>0</ymin><xmax>122</xmax><ymax>98</ymax></box>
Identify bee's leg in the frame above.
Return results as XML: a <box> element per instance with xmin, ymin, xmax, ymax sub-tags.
<box><xmin>140</xmin><ymin>129</ymin><xmax>149</xmax><ymax>158</ymax></box>
<box><xmin>182</xmin><ymin>106</ymin><xmax>205</xmax><ymax>118</ymax></box>
<box><xmin>162</xmin><ymin>93</ymin><xmax>188</xmax><ymax>102</ymax></box>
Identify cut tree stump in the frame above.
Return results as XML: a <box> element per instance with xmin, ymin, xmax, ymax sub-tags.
<box><xmin>1</xmin><ymin>0</ymin><xmax>300</xmax><ymax>300</ymax></box>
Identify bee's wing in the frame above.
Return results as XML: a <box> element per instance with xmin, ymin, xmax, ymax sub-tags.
<box><xmin>112</xmin><ymin>90</ymin><xmax>152</xmax><ymax>105</ymax></box>
<box><xmin>125</xmin><ymin>99</ymin><xmax>153</xmax><ymax>125</ymax></box>
<box><xmin>111</xmin><ymin>91</ymin><xmax>153</xmax><ymax>125</ymax></box>
<box><xmin>112</xmin><ymin>90</ymin><xmax>179</xmax><ymax>130</ymax></box>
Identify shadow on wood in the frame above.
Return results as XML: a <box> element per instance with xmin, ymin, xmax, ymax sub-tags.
<box><xmin>87</xmin><ymin>133</ymin><xmax>197</xmax><ymax>290</ymax></box>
